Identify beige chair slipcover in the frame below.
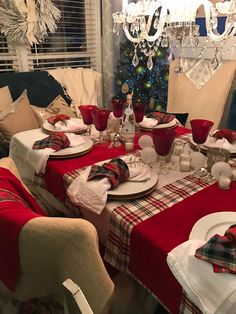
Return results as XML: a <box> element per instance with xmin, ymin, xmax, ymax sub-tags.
<box><xmin>167</xmin><ymin>59</ymin><xmax>236</xmax><ymax>131</ymax></box>
<box><xmin>0</xmin><ymin>158</ymin><xmax>114</xmax><ymax>314</ymax></box>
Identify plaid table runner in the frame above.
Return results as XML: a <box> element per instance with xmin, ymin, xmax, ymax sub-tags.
<box><xmin>103</xmin><ymin>174</ymin><xmax>210</xmax><ymax>271</ymax></box>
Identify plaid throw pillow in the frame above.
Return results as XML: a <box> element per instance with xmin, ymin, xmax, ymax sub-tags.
<box><xmin>88</xmin><ymin>158</ymin><xmax>129</xmax><ymax>188</ymax></box>
<box><xmin>32</xmin><ymin>132</ymin><xmax>70</xmax><ymax>151</ymax></box>
<box><xmin>146</xmin><ymin>112</ymin><xmax>175</xmax><ymax>124</ymax></box>
<box><xmin>47</xmin><ymin>114</ymin><xmax>70</xmax><ymax>125</ymax></box>
<box><xmin>195</xmin><ymin>224</ymin><xmax>236</xmax><ymax>274</ymax></box>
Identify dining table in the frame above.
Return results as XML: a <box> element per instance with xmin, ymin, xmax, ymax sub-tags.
<box><xmin>9</xmin><ymin>123</ymin><xmax>236</xmax><ymax>314</ymax></box>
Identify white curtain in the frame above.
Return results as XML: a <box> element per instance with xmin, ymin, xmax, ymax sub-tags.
<box><xmin>101</xmin><ymin>0</ymin><xmax>121</xmax><ymax>106</ymax></box>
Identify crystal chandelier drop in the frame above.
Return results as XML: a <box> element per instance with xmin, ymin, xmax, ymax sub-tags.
<box><xmin>113</xmin><ymin>0</ymin><xmax>236</xmax><ymax>70</ymax></box>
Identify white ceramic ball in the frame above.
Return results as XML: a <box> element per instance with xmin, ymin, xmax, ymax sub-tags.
<box><xmin>138</xmin><ymin>135</ymin><xmax>154</xmax><ymax>149</ymax></box>
<box><xmin>140</xmin><ymin>147</ymin><xmax>157</xmax><ymax>164</ymax></box>
<box><xmin>190</xmin><ymin>151</ymin><xmax>206</xmax><ymax>170</ymax></box>
<box><xmin>211</xmin><ymin>161</ymin><xmax>232</xmax><ymax>180</ymax></box>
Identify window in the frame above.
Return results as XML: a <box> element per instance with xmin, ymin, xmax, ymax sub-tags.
<box><xmin>0</xmin><ymin>0</ymin><xmax>101</xmax><ymax>73</ymax></box>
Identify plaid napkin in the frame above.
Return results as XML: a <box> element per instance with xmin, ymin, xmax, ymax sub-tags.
<box><xmin>195</xmin><ymin>224</ymin><xmax>236</xmax><ymax>274</ymax></box>
<box><xmin>88</xmin><ymin>158</ymin><xmax>129</xmax><ymax>188</ymax></box>
<box><xmin>212</xmin><ymin>129</ymin><xmax>236</xmax><ymax>143</ymax></box>
<box><xmin>47</xmin><ymin>114</ymin><xmax>70</xmax><ymax>125</ymax></box>
<box><xmin>32</xmin><ymin>132</ymin><xmax>70</xmax><ymax>151</ymax></box>
<box><xmin>146</xmin><ymin>111</ymin><xmax>175</xmax><ymax>124</ymax></box>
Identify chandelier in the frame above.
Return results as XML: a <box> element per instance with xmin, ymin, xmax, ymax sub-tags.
<box><xmin>113</xmin><ymin>0</ymin><xmax>236</xmax><ymax>70</ymax></box>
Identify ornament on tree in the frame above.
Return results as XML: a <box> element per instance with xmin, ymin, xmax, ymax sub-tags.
<box><xmin>121</xmin><ymin>83</ymin><xmax>129</xmax><ymax>94</ymax></box>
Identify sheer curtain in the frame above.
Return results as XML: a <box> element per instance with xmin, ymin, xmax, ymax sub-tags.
<box><xmin>101</xmin><ymin>0</ymin><xmax>121</xmax><ymax>106</ymax></box>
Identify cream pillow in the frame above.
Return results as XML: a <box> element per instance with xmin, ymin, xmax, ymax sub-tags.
<box><xmin>31</xmin><ymin>95</ymin><xmax>76</xmax><ymax>126</ymax></box>
<box><xmin>0</xmin><ymin>85</ymin><xmax>13</xmax><ymax>110</ymax></box>
<box><xmin>167</xmin><ymin>59</ymin><xmax>236</xmax><ymax>131</ymax></box>
<box><xmin>0</xmin><ymin>90</ymin><xmax>39</xmax><ymax>146</ymax></box>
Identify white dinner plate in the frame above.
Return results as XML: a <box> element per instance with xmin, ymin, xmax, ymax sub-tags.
<box><xmin>189</xmin><ymin>136</ymin><xmax>236</xmax><ymax>157</ymax></box>
<box><xmin>107</xmin><ymin>172</ymin><xmax>158</xmax><ymax>200</ymax></box>
<box><xmin>49</xmin><ymin>137</ymin><xmax>94</xmax><ymax>159</ymax></box>
<box><xmin>42</xmin><ymin>118</ymin><xmax>87</xmax><ymax>134</ymax></box>
<box><xmin>140</xmin><ymin>118</ymin><xmax>177</xmax><ymax>131</ymax></box>
<box><xmin>189</xmin><ymin>212</ymin><xmax>236</xmax><ymax>241</ymax></box>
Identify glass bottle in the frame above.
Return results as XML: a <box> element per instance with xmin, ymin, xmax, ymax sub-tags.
<box><xmin>121</xmin><ymin>93</ymin><xmax>136</xmax><ymax>148</ymax></box>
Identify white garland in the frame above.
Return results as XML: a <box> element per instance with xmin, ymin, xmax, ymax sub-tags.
<box><xmin>0</xmin><ymin>0</ymin><xmax>61</xmax><ymax>45</ymax></box>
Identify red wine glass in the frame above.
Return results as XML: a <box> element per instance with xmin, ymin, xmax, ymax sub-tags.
<box><xmin>153</xmin><ymin>128</ymin><xmax>176</xmax><ymax>174</ymax></box>
<box><xmin>91</xmin><ymin>108</ymin><xmax>110</xmax><ymax>143</ymax></box>
<box><xmin>111</xmin><ymin>99</ymin><xmax>125</xmax><ymax>119</ymax></box>
<box><xmin>79</xmin><ymin>105</ymin><xmax>97</xmax><ymax>135</ymax></box>
<box><xmin>190</xmin><ymin>119</ymin><xmax>214</xmax><ymax>151</ymax></box>
<box><xmin>133</xmin><ymin>103</ymin><xmax>146</xmax><ymax>133</ymax></box>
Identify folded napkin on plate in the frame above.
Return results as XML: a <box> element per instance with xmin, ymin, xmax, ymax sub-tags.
<box><xmin>88</xmin><ymin>158</ymin><xmax>129</xmax><ymax>188</ymax></box>
<box><xmin>67</xmin><ymin>157</ymin><xmax>151</xmax><ymax>215</ymax></box>
<box><xmin>167</xmin><ymin>239</ymin><xmax>236</xmax><ymax>314</ymax></box>
<box><xmin>195</xmin><ymin>224</ymin><xmax>236</xmax><ymax>274</ymax></box>
<box><xmin>47</xmin><ymin>114</ymin><xmax>70</xmax><ymax>125</ymax></box>
<box><xmin>212</xmin><ymin>129</ymin><xmax>236</xmax><ymax>143</ymax></box>
<box><xmin>140</xmin><ymin>112</ymin><xmax>176</xmax><ymax>128</ymax></box>
<box><xmin>203</xmin><ymin>137</ymin><xmax>234</xmax><ymax>151</ymax></box>
<box><xmin>27</xmin><ymin>133</ymin><xmax>85</xmax><ymax>174</ymax></box>
<box><xmin>33</xmin><ymin>132</ymin><xmax>70</xmax><ymax>151</ymax></box>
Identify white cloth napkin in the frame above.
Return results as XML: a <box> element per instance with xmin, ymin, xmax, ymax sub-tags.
<box><xmin>139</xmin><ymin>116</ymin><xmax>158</xmax><ymax>128</ymax></box>
<box><xmin>203</xmin><ymin>137</ymin><xmax>234</xmax><ymax>151</ymax></box>
<box><xmin>167</xmin><ymin>240</ymin><xmax>236</xmax><ymax>314</ymax></box>
<box><xmin>67</xmin><ymin>161</ymin><xmax>151</xmax><ymax>215</ymax></box>
<box><xmin>26</xmin><ymin>134</ymin><xmax>85</xmax><ymax>174</ymax></box>
<box><xmin>54</xmin><ymin>119</ymin><xmax>85</xmax><ymax>132</ymax></box>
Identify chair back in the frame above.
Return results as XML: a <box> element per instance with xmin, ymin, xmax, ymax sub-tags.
<box><xmin>63</xmin><ymin>279</ymin><xmax>94</xmax><ymax>314</ymax></box>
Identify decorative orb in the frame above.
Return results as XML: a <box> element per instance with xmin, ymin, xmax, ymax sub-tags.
<box><xmin>140</xmin><ymin>147</ymin><xmax>157</xmax><ymax>164</ymax></box>
<box><xmin>156</xmin><ymin>104</ymin><xmax>162</xmax><ymax>111</ymax></box>
<box><xmin>156</xmin><ymin>50</ymin><xmax>163</xmax><ymax>57</ymax></box>
<box><xmin>138</xmin><ymin>135</ymin><xmax>154</xmax><ymax>148</ymax></box>
<box><xmin>190</xmin><ymin>151</ymin><xmax>206</xmax><ymax>170</ymax></box>
<box><xmin>136</xmin><ymin>66</ymin><xmax>144</xmax><ymax>74</ymax></box>
<box><xmin>144</xmin><ymin>81</ymin><xmax>152</xmax><ymax>89</ymax></box>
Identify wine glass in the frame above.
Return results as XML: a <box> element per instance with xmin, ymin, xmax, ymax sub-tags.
<box><xmin>110</xmin><ymin>98</ymin><xmax>125</xmax><ymax>146</ymax></box>
<box><xmin>190</xmin><ymin>119</ymin><xmax>214</xmax><ymax>151</ymax></box>
<box><xmin>79</xmin><ymin>105</ymin><xmax>97</xmax><ymax>135</ymax></box>
<box><xmin>91</xmin><ymin>108</ymin><xmax>110</xmax><ymax>143</ymax></box>
<box><xmin>153</xmin><ymin>128</ymin><xmax>176</xmax><ymax>175</ymax></box>
<box><xmin>133</xmin><ymin>103</ymin><xmax>146</xmax><ymax>133</ymax></box>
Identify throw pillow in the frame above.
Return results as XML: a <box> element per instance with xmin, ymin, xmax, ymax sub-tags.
<box><xmin>0</xmin><ymin>90</ymin><xmax>40</xmax><ymax>148</ymax></box>
<box><xmin>0</xmin><ymin>85</ymin><xmax>13</xmax><ymax>109</ymax></box>
<box><xmin>31</xmin><ymin>95</ymin><xmax>76</xmax><ymax>126</ymax></box>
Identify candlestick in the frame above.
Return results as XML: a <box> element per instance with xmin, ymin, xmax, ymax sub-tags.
<box><xmin>180</xmin><ymin>160</ymin><xmax>191</xmax><ymax>172</ymax></box>
<box><xmin>218</xmin><ymin>175</ymin><xmax>231</xmax><ymax>190</ymax></box>
<box><xmin>231</xmin><ymin>168</ymin><xmax>236</xmax><ymax>181</ymax></box>
<box><xmin>125</xmin><ymin>141</ymin><xmax>134</xmax><ymax>152</ymax></box>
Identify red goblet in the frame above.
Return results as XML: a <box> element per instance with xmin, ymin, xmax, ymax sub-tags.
<box><xmin>153</xmin><ymin>128</ymin><xmax>176</xmax><ymax>174</ymax></box>
<box><xmin>91</xmin><ymin>108</ymin><xmax>110</xmax><ymax>143</ymax></box>
<box><xmin>133</xmin><ymin>103</ymin><xmax>146</xmax><ymax>133</ymax></box>
<box><xmin>79</xmin><ymin>105</ymin><xmax>97</xmax><ymax>135</ymax></box>
<box><xmin>190</xmin><ymin>119</ymin><xmax>214</xmax><ymax>151</ymax></box>
<box><xmin>111</xmin><ymin>99</ymin><xmax>125</xmax><ymax>119</ymax></box>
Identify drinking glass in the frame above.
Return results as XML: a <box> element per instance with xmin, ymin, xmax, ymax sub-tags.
<box><xmin>91</xmin><ymin>108</ymin><xmax>110</xmax><ymax>143</ymax></box>
<box><xmin>111</xmin><ymin>99</ymin><xmax>125</xmax><ymax>119</ymax></box>
<box><xmin>79</xmin><ymin>105</ymin><xmax>97</xmax><ymax>135</ymax></box>
<box><xmin>190</xmin><ymin>119</ymin><xmax>214</xmax><ymax>151</ymax></box>
<box><xmin>133</xmin><ymin>103</ymin><xmax>146</xmax><ymax>133</ymax></box>
<box><xmin>153</xmin><ymin>128</ymin><xmax>176</xmax><ymax>174</ymax></box>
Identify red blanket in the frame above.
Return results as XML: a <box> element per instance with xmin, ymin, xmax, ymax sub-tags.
<box><xmin>43</xmin><ymin>126</ymin><xmax>191</xmax><ymax>202</ymax></box>
<box><xmin>0</xmin><ymin>168</ymin><xmax>46</xmax><ymax>291</ymax></box>
<box><xmin>129</xmin><ymin>182</ymin><xmax>236</xmax><ymax>314</ymax></box>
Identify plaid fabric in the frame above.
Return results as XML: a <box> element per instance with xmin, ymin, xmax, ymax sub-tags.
<box><xmin>195</xmin><ymin>224</ymin><xmax>236</xmax><ymax>274</ymax></box>
<box><xmin>146</xmin><ymin>111</ymin><xmax>175</xmax><ymax>124</ymax></box>
<box><xmin>32</xmin><ymin>133</ymin><xmax>70</xmax><ymax>151</ymax></box>
<box><xmin>88</xmin><ymin>158</ymin><xmax>129</xmax><ymax>188</ymax></box>
<box><xmin>104</xmin><ymin>174</ymin><xmax>209</xmax><ymax>272</ymax></box>
<box><xmin>212</xmin><ymin>129</ymin><xmax>236</xmax><ymax>143</ymax></box>
<box><xmin>179</xmin><ymin>291</ymin><xmax>203</xmax><ymax>314</ymax></box>
<box><xmin>47</xmin><ymin>114</ymin><xmax>70</xmax><ymax>125</ymax></box>
<box><xmin>0</xmin><ymin>188</ymin><xmax>31</xmax><ymax>208</ymax></box>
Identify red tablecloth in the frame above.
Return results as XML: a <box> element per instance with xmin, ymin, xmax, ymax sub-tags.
<box><xmin>41</xmin><ymin>126</ymin><xmax>191</xmax><ymax>202</ymax></box>
<box><xmin>0</xmin><ymin>168</ymin><xmax>46</xmax><ymax>291</ymax></box>
<box><xmin>129</xmin><ymin>182</ymin><xmax>236</xmax><ymax>314</ymax></box>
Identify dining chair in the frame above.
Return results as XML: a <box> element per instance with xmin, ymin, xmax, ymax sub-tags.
<box><xmin>0</xmin><ymin>157</ymin><xmax>114</xmax><ymax>314</ymax></box>
<box><xmin>63</xmin><ymin>278</ymin><xmax>93</xmax><ymax>314</ymax></box>
<box><xmin>167</xmin><ymin>58</ymin><xmax>236</xmax><ymax>131</ymax></box>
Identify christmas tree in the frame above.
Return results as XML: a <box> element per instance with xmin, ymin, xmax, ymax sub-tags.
<box><xmin>113</xmin><ymin>39</ymin><xmax>170</xmax><ymax>112</ymax></box>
